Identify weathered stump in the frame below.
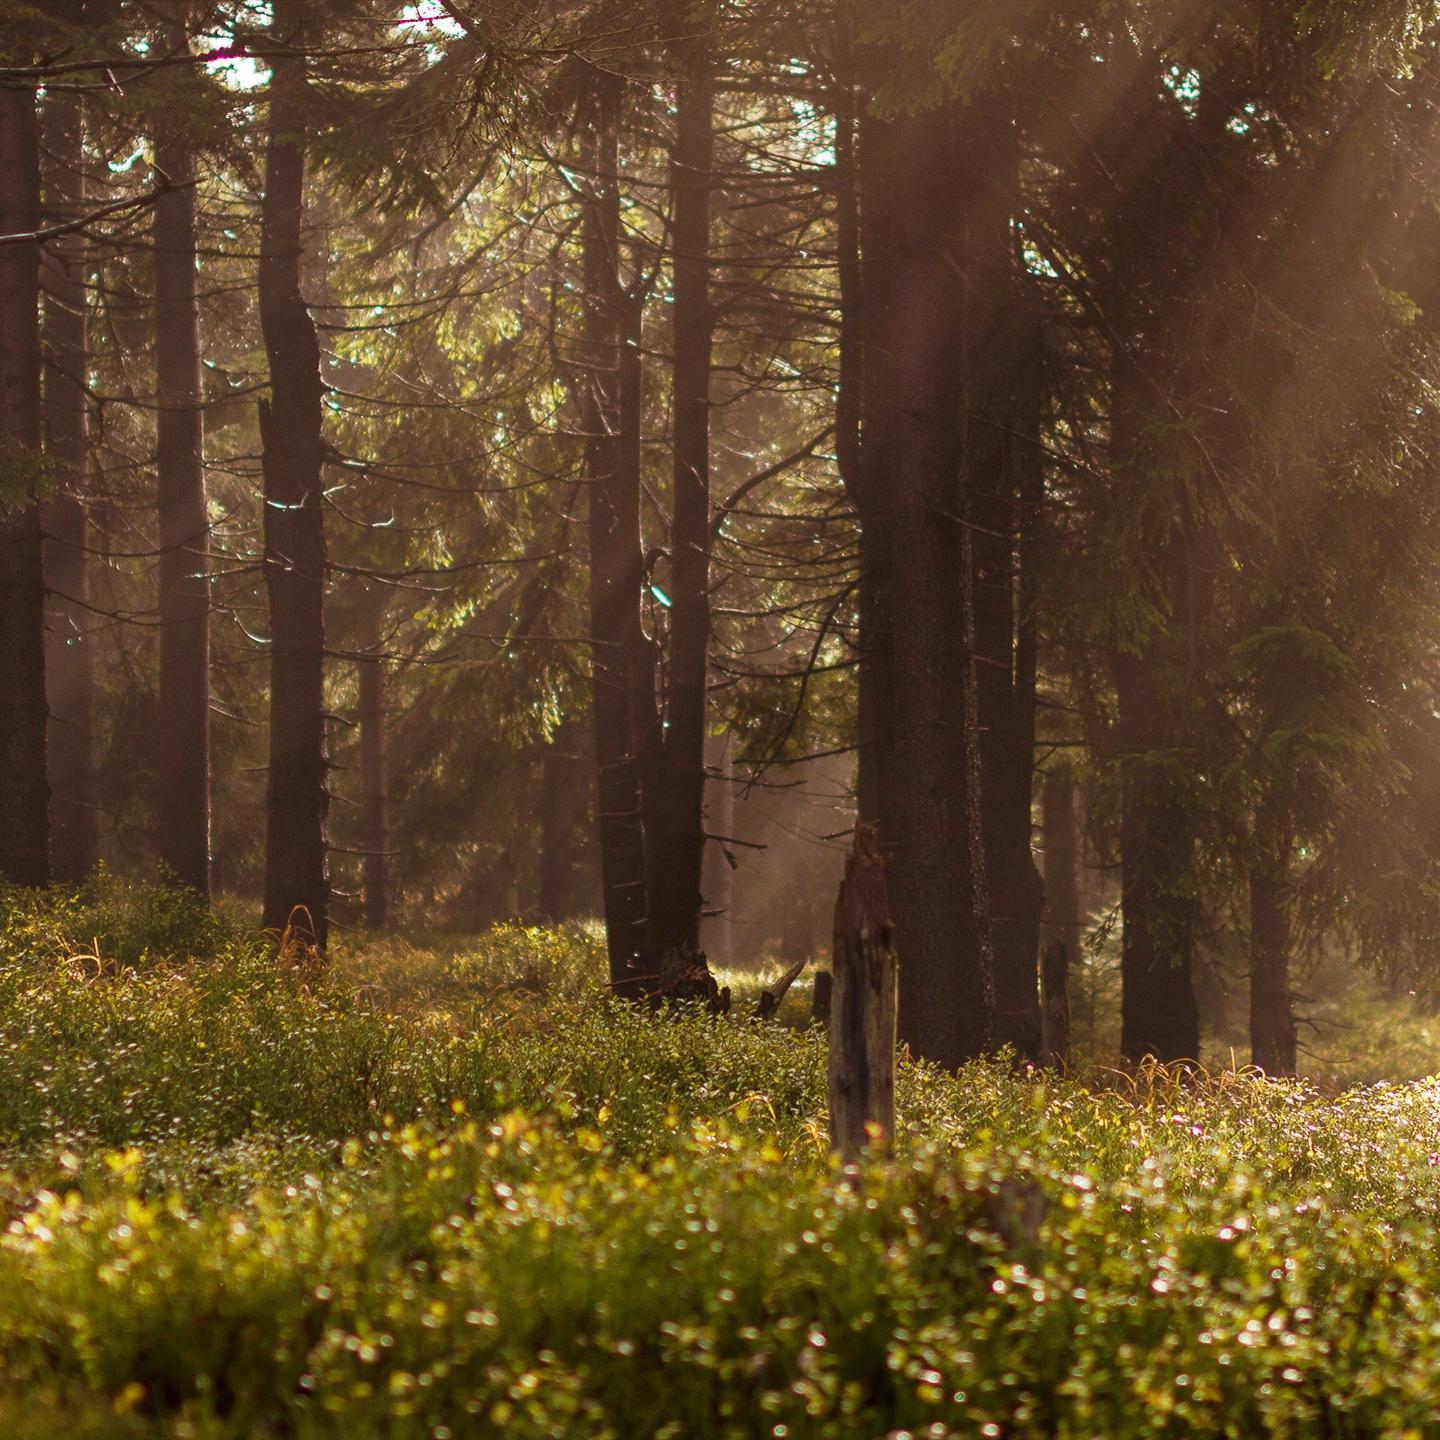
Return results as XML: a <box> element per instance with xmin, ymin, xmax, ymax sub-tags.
<box><xmin>827</xmin><ymin>824</ymin><xmax>897</xmax><ymax>1157</ymax></box>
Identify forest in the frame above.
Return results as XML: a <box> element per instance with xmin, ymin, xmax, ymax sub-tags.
<box><xmin>7</xmin><ymin>0</ymin><xmax>1440</xmax><ymax>1435</ymax></box>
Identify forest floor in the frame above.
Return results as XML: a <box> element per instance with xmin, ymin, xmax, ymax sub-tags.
<box><xmin>3</xmin><ymin>877</ymin><xmax>1440</xmax><ymax>1437</ymax></box>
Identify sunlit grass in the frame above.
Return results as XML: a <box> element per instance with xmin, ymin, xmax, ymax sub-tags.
<box><xmin>6</xmin><ymin>882</ymin><xmax>1440</xmax><ymax>1434</ymax></box>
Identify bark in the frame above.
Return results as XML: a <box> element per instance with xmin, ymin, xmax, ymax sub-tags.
<box><xmin>0</xmin><ymin>81</ymin><xmax>49</xmax><ymax>887</ymax></box>
<box><xmin>973</xmin><ymin>168</ymin><xmax>1044</xmax><ymax>1058</ymax></box>
<box><xmin>358</xmin><ymin>654</ymin><xmax>388</xmax><ymax>930</ymax></box>
<box><xmin>259</xmin><ymin>3</ymin><xmax>328</xmax><ymax>946</ymax></box>
<box><xmin>41</xmin><ymin>75</ymin><xmax>96</xmax><ymax>881</ymax></box>
<box><xmin>1115</xmin><ymin>648</ymin><xmax>1200</xmax><ymax>1062</ymax></box>
<box><xmin>539</xmin><ymin>718</ymin><xmax>589</xmax><ymax>923</ymax></box>
<box><xmin>833</xmin><ymin>94</ymin><xmax>884</xmax><ymax>830</ymax></box>
<box><xmin>1040</xmin><ymin>942</ymin><xmax>1071</xmax><ymax>1071</ymax></box>
<box><xmin>861</xmin><ymin>101</ymin><xmax>993</xmax><ymax>1067</ymax></box>
<box><xmin>700</xmin><ymin>730</ymin><xmax>734</xmax><ymax>967</ymax></box>
<box><xmin>1110</xmin><ymin>324</ymin><xmax>1201</xmax><ymax>1064</ymax></box>
<box><xmin>1042</xmin><ymin>766</ymin><xmax>1082</xmax><ymax>949</ymax></box>
<box><xmin>827</xmin><ymin>825</ymin><xmax>897</xmax><ymax>1157</ymax></box>
<box><xmin>1041</xmin><ymin>767</ymin><xmax>1081</xmax><ymax>1068</ymax></box>
<box><xmin>154</xmin><ymin>111</ymin><xmax>212</xmax><ymax>895</ymax></box>
<box><xmin>646</xmin><ymin>42</ymin><xmax>715</xmax><ymax>977</ymax></box>
<box><xmin>1249</xmin><ymin>806</ymin><xmax>1296</xmax><ymax>1075</ymax></box>
<box><xmin>581</xmin><ymin>79</ymin><xmax>650</xmax><ymax>993</ymax></box>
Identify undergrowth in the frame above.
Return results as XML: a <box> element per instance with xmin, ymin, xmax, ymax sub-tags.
<box><xmin>3</xmin><ymin>881</ymin><xmax>1440</xmax><ymax>1436</ymax></box>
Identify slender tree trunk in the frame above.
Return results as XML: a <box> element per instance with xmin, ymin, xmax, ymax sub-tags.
<box><xmin>972</xmin><ymin>172</ymin><xmax>1044</xmax><ymax>1059</ymax></box>
<box><xmin>647</xmin><ymin>44</ymin><xmax>715</xmax><ymax>976</ymax></box>
<box><xmin>582</xmin><ymin>81</ymin><xmax>650</xmax><ymax>994</ymax></box>
<box><xmin>358</xmin><ymin>654</ymin><xmax>388</xmax><ymax>929</ymax></box>
<box><xmin>832</xmin><ymin>93</ymin><xmax>883</xmax><ymax>831</ymax></box>
<box><xmin>259</xmin><ymin>3</ymin><xmax>328</xmax><ymax>945</ymax></box>
<box><xmin>1109</xmin><ymin>301</ymin><xmax>1201</xmax><ymax>1062</ymax></box>
<box><xmin>41</xmin><ymin>75</ymin><xmax>96</xmax><ymax>882</ymax></box>
<box><xmin>539</xmin><ymin>718</ymin><xmax>589</xmax><ymax>923</ymax></box>
<box><xmin>1115</xmin><ymin>649</ymin><xmax>1200</xmax><ymax>1062</ymax></box>
<box><xmin>1041</xmin><ymin>766</ymin><xmax>1080</xmax><ymax>1066</ymax></box>
<box><xmin>154</xmin><ymin>114</ymin><xmax>211</xmax><ymax>895</ymax></box>
<box><xmin>851</xmin><ymin>106</ymin><xmax>897</xmax><ymax>844</ymax></box>
<box><xmin>1042</xmin><ymin>765</ymin><xmax>1082</xmax><ymax>950</ymax></box>
<box><xmin>1249</xmin><ymin>804</ymin><xmax>1296</xmax><ymax>1075</ymax></box>
<box><xmin>701</xmin><ymin>729</ymin><xmax>734</xmax><ymax>967</ymax></box>
<box><xmin>862</xmin><ymin>102</ymin><xmax>993</xmax><ymax>1067</ymax></box>
<box><xmin>0</xmin><ymin>80</ymin><xmax>49</xmax><ymax>887</ymax></box>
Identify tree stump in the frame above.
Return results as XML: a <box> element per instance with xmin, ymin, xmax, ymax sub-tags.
<box><xmin>828</xmin><ymin>824</ymin><xmax>897</xmax><ymax>1157</ymax></box>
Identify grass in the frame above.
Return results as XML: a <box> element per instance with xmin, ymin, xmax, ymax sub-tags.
<box><xmin>4</xmin><ymin>877</ymin><xmax>1440</xmax><ymax>1435</ymax></box>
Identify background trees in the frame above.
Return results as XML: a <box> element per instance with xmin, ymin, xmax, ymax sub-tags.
<box><xmin>6</xmin><ymin>0</ymin><xmax>1440</xmax><ymax>1072</ymax></box>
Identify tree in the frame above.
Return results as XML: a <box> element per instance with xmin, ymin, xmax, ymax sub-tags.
<box><xmin>41</xmin><ymin>12</ymin><xmax>97</xmax><ymax>882</ymax></box>
<box><xmin>644</xmin><ymin>4</ymin><xmax>717</xmax><ymax>980</ymax></box>
<box><xmin>153</xmin><ymin>20</ymin><xmax>213</xmax><ymax>896</ymax></box>
<box><xmin>858</xmin><ymin>80</ymin><xmax>995</xmax><ymax>1066</ymax></box>
<box><xmin>259</xmin><ymin>0</ymin><xmax>330</xmax><ymax>944</ymax></box>
<box><xmin>0</xmin><ymin>58</ymin><xmax>49</xmax><ymax>888</ymax></box>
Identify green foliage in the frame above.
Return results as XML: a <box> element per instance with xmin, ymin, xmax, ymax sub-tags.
<box><xmin>5</xmin><ymin>889</ymin><xmax>1440</xmax><ymax>1433</ymax></box>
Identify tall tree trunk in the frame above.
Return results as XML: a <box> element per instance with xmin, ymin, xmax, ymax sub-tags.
<box><xmin>1249</xmin><ymin>803</ymin><xmax>1296</xmax><ymax>1075</ymax></box>
<box><xmin>0</xmin><ymin>80</ymin><xmax>49</xmax><ymax>887</ymax></box>
<box><xmin>701</xmin><ymin>730</ymin><xmax>734</xmax><ymax>968</ymax></box>
<box><xmin>41</xmin><ymin>73</ymin><xmax>96</xmax><ymax>882</ymax></box>
<box><xmin>1041</xmin><ymin>765</ymin><xmax>1080</xmax><ymax>1065</ymax></box>
<box><xmin>1115</xmin><ymin>648</ymin><xmax>1200</xmax><ymax>1062</ymax></box>
<box><xmin>832</xmin><ymin>91</ymin><xmax>885</xmax><ymax>832</ymax></box>
<box><xmin>259</xmin><ymin>3</ymin><xmax>328</xmax><ymax>945</ymax></box>
<box><xmin>862</xmin><ymin>101</ymin><xmax>993</xmax><ymax>1067</ymax></box>
<box><xmin>647</xmin><ymin>41</ymin><xmax>715</xmax><ymax>976</ymax></box>
<box><xmin>1042</xmin><ymin>764</ymin><xmax>1082</xmax><ymax>952</ymax></box>
<box><xmin>358</xmin><ymin>654</ymin><xmax>388</xmax><ymax>929</ymax></box>
<box><xmin>972</xmin><ymin>162</ymin><xmax>1044</xmax><ymax>1059</ymax></box>
<box><xmin>1110</xmin><ymin>312</ymin><xmax>1201</xmax><ymax>1062</ymax></box>
<box><xmin>582</xmin><ymin>79</ymin><xmax>651</xmax><ymax>994</ymax></box>
<box><xmin>154</xmin><ymin>108</ymin><xmax>211</xmax><ymax>895</ymax></box>
<box><xmin>539</xmin><ymin>717</ymin><xmax>588</xmax><ymax>923</ymax></box>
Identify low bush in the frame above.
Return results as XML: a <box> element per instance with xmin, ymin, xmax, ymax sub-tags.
<box><xmin>5</xmin><ymin>884</ymin><xmax>1440</xmax><ymax>1436</ymax></box>
<box><xmin>8</xmin><ymin>1105</ymin><xmax>1440</xmax><ymax>1438</ymax></box>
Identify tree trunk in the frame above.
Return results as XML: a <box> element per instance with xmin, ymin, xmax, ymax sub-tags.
<box><xmin>259</xmin><ymin>3</ymin><xmax>329</xmax><ymax>946</ymax></box>
<box><xmin>1042</xmin><ymin>765</ymin><xmax>1082</xmax><ymax>950</ymax></box>
<box><xmin>1040</xmin><ymin>942</ymin><xmax>1071</xmax><ymax>1070</ymax></box>
<box><xmin>154</xmin><ymin>112</ymin><xmax>211</xmax><ymax>896</ymax></box>
<box><xmin>701</xmin><ymin>729</ymin><xmax>734</xmax><ymax>967</ymax></box>
<box><xmin>0</xmin><ymin>80</ymin><xmax>49</xmax><ymax>887</ymax></box>
<box><xmin>539</xmin><ymin>718</ymin><xmax>589</xmax><ymax>924</ymax></box>
<box><xmin>1115</xmin><ymin>649</ymin><xmax>1199</xmax><ymax>1062</ymax></box>
<box><xmin>828</xmin><ymin>825</ymin><xmax>897</xmax><ymax>1157</ymax></box>
<box><xmin>581</xmin><ymin>79</ymin><xmax>651</xmax><ymax>994</ymax></box>
<box><xmin>1249</xmin><ymin>806</ymin><xmax>1296</xmax><ymax>1075</ymax></box>
<box><xmin>358</xmin><ymin>654</ymin><xmax>388</xmax><ymax>930</ymax></box>
<box><xmin>972</xmin><ymin>156</ymin><xmax>1044</xmax><ymax>1059</ymax></box>
<box><xmin>832</xmin><ymin>92</ymin><xmax>885</xmax><ymax>832</ymax></box>
<box><xmin>41</xmin><ymin>75</ymin><xmax>96</xmax><ymax>882</ymax></box>
<box><xmin>862</xmin><ymin>101</ymin><xmax>993</xmax><ymax>1067</ymax></box>
<box><xmin>646</xmin><ymin>42</ymin><xmax>715</xmax><ymax>978</ymax></box>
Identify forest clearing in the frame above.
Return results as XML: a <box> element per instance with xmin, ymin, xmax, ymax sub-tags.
<box><xmin>9</xmin><ymin>0</ymin><xmax>1440</xmax><ymax>1434</ymax></box>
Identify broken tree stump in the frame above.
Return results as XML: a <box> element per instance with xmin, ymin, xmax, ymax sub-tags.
<box><xmin>754</xmin><ymin>953</ymin><xmax>807</xmax><ymax>1021</ymax></box>
<box><xmin>827</xmin><ymin>824</ymin><xmax>897</xmax><ymax>1158</ymax></box>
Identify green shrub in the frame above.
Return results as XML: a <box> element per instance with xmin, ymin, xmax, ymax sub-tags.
<box><xmin>7</xmin><ymin>884</ymin><xmax>1440</xmax><ymax>1435</ymax></box>
<box><xmin>8</xmin><ymin>1111</ymin><xmax>1440</xmax><ymax>1438</ymax></box>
